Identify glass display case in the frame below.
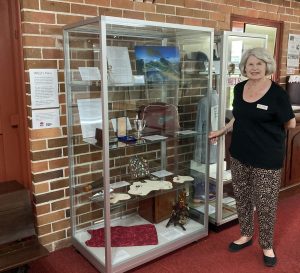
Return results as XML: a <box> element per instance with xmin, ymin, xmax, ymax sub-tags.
<box><xmin>63</xmin><ymin>16</ymin><xmax>214</xmax><ymax>273</ymax></box>
<box><xmin>198</xmin><ymin>31</ymin><xmax>267</xmax><ymax>227</ymax></box>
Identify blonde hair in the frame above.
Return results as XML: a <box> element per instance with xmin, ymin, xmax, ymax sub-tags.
<box><xmin>239</xmin><ymin>47</ymin><xmax>276</xmax><ymax>77</ymax></box>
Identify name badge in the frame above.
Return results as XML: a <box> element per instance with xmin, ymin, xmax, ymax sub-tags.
<box><xmin>257</xmin><ymin>104</ymin><xmax>268</xmax><ymax>110</ymax></box>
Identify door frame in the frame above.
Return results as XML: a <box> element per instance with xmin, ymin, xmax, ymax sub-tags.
<box><xmin>6</xmin><ymin>0</ymin><xmax>31</xmax><ymax>189</ymax></box>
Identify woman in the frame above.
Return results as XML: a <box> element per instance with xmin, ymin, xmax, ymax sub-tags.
<box><xmin>209</xmin><ymin>47</ymin><xmax>296</xmax><ymax>267</ymax></box>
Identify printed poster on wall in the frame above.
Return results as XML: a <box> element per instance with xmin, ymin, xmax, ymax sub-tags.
<box><xmin>287</xmin><ymin>34</ymin><xmax>300</xmax><ymax>71</ymax></box>
<box><xmin>29</xmin><ymin>69</ymin><xmax>59</xmax><ymax>109</ymax></box>
<box><xmin>32</xmin><ymin>108</ymin><xmax>60</xmax><ymax>129</ymax></box>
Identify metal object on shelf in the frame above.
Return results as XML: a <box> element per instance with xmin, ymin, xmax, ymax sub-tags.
<box><xmin>133</xmin><ymin>117</ymin><xmax>146</xmax><ymax>139</ymax></box>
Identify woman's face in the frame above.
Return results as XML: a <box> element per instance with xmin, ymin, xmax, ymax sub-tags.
<box><xmin>244</xmin><ymin>55</ymin><xmax>267</xmax><ymax>80</ymax></box>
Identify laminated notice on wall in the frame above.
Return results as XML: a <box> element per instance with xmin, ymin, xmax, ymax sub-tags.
<box><xmin>32</xmin><ymin>108</ymin><xmax>60</xmax><ymax>129</ymax></box>
<box><xmin>287</xmin><ymin>34</ymin><xmax>300</xmax><ymax>69</ymax></box>
<box><xmin>29</xmin><ymin>69</ymin><xmax>59</xmax><ymax>109</ymax></box>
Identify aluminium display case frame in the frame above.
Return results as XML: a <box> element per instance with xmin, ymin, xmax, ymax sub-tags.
<box><xmin>64</xmin><ymin>16</ymin><xmax>215</xmax><ymax>273</ymax></box>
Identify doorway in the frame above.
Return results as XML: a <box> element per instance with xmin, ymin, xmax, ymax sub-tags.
<box><xmin>231</xmin><ymin>15</ymin><xmax>283</xmax><ymax>82</ymax></box>
<box><xmin>0</xmin><ymin>0</ymin><xmax>30</xmax><ymax>188</ymax></box>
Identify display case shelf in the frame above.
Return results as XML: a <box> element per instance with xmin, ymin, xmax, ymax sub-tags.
<box><xmin>83</xmin><ymin>131</ymin><xmax>201</xmax><ymax>150</ymax></box>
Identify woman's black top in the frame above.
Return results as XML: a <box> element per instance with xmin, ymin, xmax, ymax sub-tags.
<box><xmin>229</xmin><ymin>80</ymin><xmax>295</xmax><ymax>169</ymax></box>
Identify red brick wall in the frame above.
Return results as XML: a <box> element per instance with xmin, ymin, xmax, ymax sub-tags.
<box><xmin>20</xmin><ymin>0</ymin><xmax>300</xmax><ymax>251</ymax></box>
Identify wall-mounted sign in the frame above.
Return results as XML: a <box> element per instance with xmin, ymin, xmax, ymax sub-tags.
<box><xmin>29</xmin><ymin>69</ymin><xmax>59</xmax><ymax>109</ymax></box>
<box><xmin>32</xmin><ymin>108</ymin><xmax>60</xmax><ymax>129</ymax></box>
<box><xmin>287</xmin><ymin>34</ymin><xmax>300</xmax><ymax>72</ymax></box>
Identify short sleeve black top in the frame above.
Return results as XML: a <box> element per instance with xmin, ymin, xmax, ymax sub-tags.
<box><xmin>229</xmin><ymin>80</ymin><xmax>295</xmax><ymax>169</ymax></box>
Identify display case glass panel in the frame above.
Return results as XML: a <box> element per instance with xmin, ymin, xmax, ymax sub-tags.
<box><xmin>208</xmin><ymin>32</ymin><xmax>267</xmax><ymax>226</ymax></box>
<box><xmin>64</xmin><ymin>16</ymin><xmax>214</xmax><ymax>273</ymax></box>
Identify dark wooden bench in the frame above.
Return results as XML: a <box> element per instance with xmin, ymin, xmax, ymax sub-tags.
<box><xmin>0</xmin><ymin>181</ymin><xmax>48</xmax><ymax>273</ymax></box>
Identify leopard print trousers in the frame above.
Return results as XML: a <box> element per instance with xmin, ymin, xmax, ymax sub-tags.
<box><xmin>230</xmin><ymin>157</ymin><xmax>281</xmax><ymax>249</ymax></box>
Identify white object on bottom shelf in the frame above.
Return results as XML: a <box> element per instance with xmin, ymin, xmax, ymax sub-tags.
<box><xmin>190</xmin><ymin>161</ymin><xmax>231</xmax><ymax>181</ymax></box>
<box><xmin>74</xmin><ymin>213</ymin><xmax>204</xmax><ymax>266</ymax></box>
<box><xmin>194</xmin><ymin>204</ymin><xmax>216</xmax><ymax>215</ymax></box>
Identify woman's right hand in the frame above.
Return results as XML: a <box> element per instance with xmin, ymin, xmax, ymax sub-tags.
<box><xmin>209</xmin><ymin>119</ymin><xmax>234</xmax><ymax>144</ymax></box>
<box><xmin>208</xmin><ymin>129</ymin><xmax>224</xmax><ymax>144</ymax></box>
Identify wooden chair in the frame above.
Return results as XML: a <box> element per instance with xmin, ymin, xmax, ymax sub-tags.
<box><xmin>0</xmin><ymin>181</ymin><xmax>48</xmax><ymax>273</ymax></box>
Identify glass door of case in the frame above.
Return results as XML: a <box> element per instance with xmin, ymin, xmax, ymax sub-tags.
<box><xmin>210</xmin><ymin>32</ymin><xmax>267</xmax><ymax>226</ymax></box>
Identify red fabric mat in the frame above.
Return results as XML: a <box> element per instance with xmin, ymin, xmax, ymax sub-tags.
<box><xmin>85</xmin><ymin>224</ymin><xmax>158</xmax><ymax>247</ymax></box>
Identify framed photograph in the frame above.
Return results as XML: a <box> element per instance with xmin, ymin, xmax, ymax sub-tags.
<box><xmin>135</xmin><ymin>46</ymin><xmax>180</xmax><ymax>83</ymax></box>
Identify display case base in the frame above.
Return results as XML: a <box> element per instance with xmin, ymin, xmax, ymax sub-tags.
<box><xmin>73</xmin><ymin>213</ymin><xmax>206</xmax><ymax>272</ymax></box>
<box><xmin>209</xmin><ymin>218</ymin><xmax>239</xmax><ymax>232</ymax></box>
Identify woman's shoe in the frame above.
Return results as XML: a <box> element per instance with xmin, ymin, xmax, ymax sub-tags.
<box><xmin>228</xmin><ymin>239</ymin><xmax>253</xmax><ymax>252</ymax></box>
<box><xmin>263</xmin><ymin>253</ymin><xmax>277</xmax><ymax>267</ymax></box>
